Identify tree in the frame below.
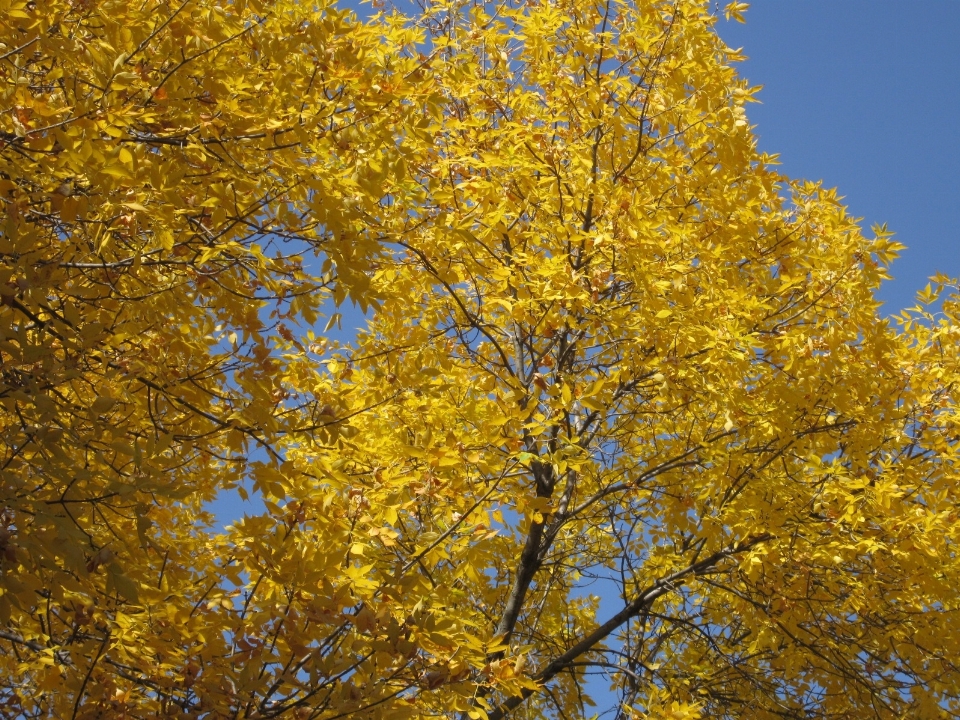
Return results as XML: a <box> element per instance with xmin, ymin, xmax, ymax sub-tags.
<box><xmin>2</xmin><ymin>0</ymin><xmax>959</xmax><ymax>718</ymax></box>
<box><xmin>1</xmin><ymin>0</ymin><xmax>431</xmax><ymax>714</ymax></box>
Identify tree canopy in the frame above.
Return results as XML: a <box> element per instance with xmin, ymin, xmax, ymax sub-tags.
<box><xmin>3</xmin><ymin>0</ymin><xmax>960</xmax><ymax>718</ymax></box>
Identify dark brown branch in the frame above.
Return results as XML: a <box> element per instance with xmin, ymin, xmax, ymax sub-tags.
<box><xmin>487</xmin><ymin>533</ymin><xmax>773</xmax><ymax>720</ymax></box>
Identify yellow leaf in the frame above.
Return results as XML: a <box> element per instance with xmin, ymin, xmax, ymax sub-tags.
<box><xmin>724</xmin><ymin>2</ymin><xmax>750</xmax><ymax>23</ymax></box>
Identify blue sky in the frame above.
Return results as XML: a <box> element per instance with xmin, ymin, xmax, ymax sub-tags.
<box><xmin>717</xmin><ymin>2</ymin><xmax>960</xmax><ymax>311</ymax></box>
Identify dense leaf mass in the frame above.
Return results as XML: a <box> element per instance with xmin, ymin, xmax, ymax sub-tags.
<box><xmin>2</xmin><ymin>0</ymin><xmax>959</xmax><ymax>718</ymax></box>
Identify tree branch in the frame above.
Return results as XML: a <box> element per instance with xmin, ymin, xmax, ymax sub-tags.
<box><xmin>487</xmin><ymin>533</ymin><xmax>773</xmax><ymax>720</ymax></box>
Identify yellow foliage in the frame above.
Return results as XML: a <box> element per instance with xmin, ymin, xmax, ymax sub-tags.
<box><xmin>2</xmin><ymin>0</ymin><xmax>959</xmax><ymax>718</ymax></box>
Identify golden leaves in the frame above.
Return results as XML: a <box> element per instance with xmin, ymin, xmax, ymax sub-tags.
<box><xmin>3</xmin><ymin>0</ymin><xmax>960</xmax><ymax>718</ymax></box>
<box><xmin>1</xmin><ymin>0</ymin><xmax>439</xmax><ymax>714</ymax></box>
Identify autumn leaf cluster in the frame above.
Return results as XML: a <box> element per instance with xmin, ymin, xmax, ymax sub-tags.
<box><xmin>3</xmin><ymin>0</ymin><xmax>960</xmax><ymax>718</ymax></box>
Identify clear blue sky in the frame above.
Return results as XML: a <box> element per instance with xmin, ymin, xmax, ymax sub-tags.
<box><xmin>717</xmin><ymin>2</ymin><xmax>960</xmax><ymax>312</ymax></box>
